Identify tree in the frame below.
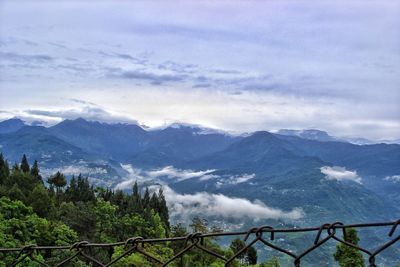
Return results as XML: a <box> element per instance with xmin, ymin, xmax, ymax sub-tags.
<box><xmin>47</xmin><ymin>171</ymin><xmax>67</xmax><ymax>190</ymax></box>
<box><xmin>190</xmin><ymin>217</ymin><xmax>208</xmax><ymax>233</ymax></box>
<box><xmin>334</xmin><ymin>228</ymin><xmax>365</xmax><ymax>267</ymax></box>
<box><xmin>246</xmin><ymin>246</ymin><xmax>257</xmax><ymax>265</ymax></box>
<box><xmin>58</xmin><ymin>201</ymin><xmax>96</xmax><ymax>240</ymax></box>
<box><xmin>125</xmin><ymin>181</ymin><xmax>142</xmax><ymax>214</ymax></box>
<box><xmin>76</xmin><ymin>175</ymin><xmax>95</xmax><ymax>202</ymax></box>
<box><xmin>20</xmin><ymin>154</ymin><xmax>30</xmax><ymax>173</ymax></box>
<box><xmin>157</xmin><ymin>188</ymin><xmax>170</xmax><ymax>230</ymax></box>
<box><xmin>94</xmin><ymin>198</ymin><xmax>118</xmax><ymax>242</ymax></box>
<box><xmin>29</xmin><ymin>184</ymin><xmax>52</xmax><ymax>217</ymax></box>
<box><xmin>230</xmin><ymin>238</ymin><xmax>247</xmax><ymax>264</ymax></box>
<box><xmin>65</xmin><ymin>175</ymin><xmax>77</xmax><ymax>202</ymax></box>
<box><xmin>260</xmin><ymin>257</ymin><xmax>281</xmax><ymax>267</ymax></box>
<box><xmin>0</xmin><ymin>153</ymin><xmax>10</xmax><ymax>184</ymax></box>
<box><xmin>30</xmin><ymin>160</ymin><xmax>42</xmax><ymax>182</ymax></box>
<box><xmin>142</xmin><ymin>187</ymin><xmax>150</xmax><ymax>208</ymax></box>
<box><xmin>8</xmin><ymin>183</ymin><xmax>26</xmax><ymax>202</ymax></box>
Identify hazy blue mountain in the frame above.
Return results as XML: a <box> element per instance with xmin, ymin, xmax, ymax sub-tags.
<box><xmin>170</xmin><ymin>131</ymin><xmax>398</xmax><ymax>224</ymax></box>
<box><xmin>48</xmin><ymin>119</ymin><xmax>239</xmax><ymax>165</ymax></box>
<box><xmin>0</xmin><ymin>126</ymin><xmax>91</xmax><ymax>165</ymax></box>
<box><xmin>131</xmin><ymin>124</ymin><xmax>240</xmax><ymax>167</ymax></box>
<box><xmin>275</xmin><ymin>128</ymin><xmax>400</xmax><ymax>145</ymax></box>
<box><xmin>342</xmin><ymin>137</ymin><xmax>375</xmax><ymax>145</ymax></box>
<box><xmin>274</xmin><ymin>134</ymin><xmax>400</xmax><ymax>177</ymax></box>
<box><xmin>0</xmin><ymin>118</ymin><xmax>26</xmax><ymax>134</ymax></box>
<box><xmin>49</xmin><ymin>118</ymin><xmax>149</xmax><ymax>160</ymax></box>
<box><xmin>183</xmin><ymin>131</ymin><xmax>324</xmax><ymax>175</ymax></box>
<box><xmin>275</xmin><ymin>129</ymin><xmax>340</xmax><ymax>142</ymax></box>
<box><xmin>0</xmin><ymin>125</ymin><xmax>124</xmax><ymax>185</ymax></box>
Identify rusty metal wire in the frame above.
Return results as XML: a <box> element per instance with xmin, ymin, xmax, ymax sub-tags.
<box><xmin>0</xmin><ymin>220</ymin><xmax>398</xmax><ymax>266</ymax></box>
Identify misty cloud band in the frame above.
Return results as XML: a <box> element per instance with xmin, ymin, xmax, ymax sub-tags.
<box><xmin>161</xmin><ymin>186</ymin><xmax>304</xmax><ymax>222</ymax></box>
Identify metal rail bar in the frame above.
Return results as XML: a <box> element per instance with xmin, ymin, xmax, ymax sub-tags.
<box><xmin>0</xmin><ymin>220</ymin><xmax>398</xmax><ymax>267</ymax></box>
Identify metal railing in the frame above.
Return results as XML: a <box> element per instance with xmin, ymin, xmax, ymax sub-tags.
<box><xmin>0</xmin><ymin>220</ymin><xmax>399</xmax><ymax>267</ymax></box>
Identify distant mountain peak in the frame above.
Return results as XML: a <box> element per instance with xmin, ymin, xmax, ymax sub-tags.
<box><xmin>152</xmin><ymin>122</ymin><xmax>232</xmax><ymax>136</ymax></box>
<box><xmin>0</xmin><ymin>118</ymin><xmax>27</xmax><ymax>134</ymax></box>
<box><xmin>275</xmin><ymin>129</ymin><xmax>339</xmax><ymax>142</ymax></box>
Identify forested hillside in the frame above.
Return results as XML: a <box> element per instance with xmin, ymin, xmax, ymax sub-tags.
<box><xmin>0</xmin><ymin>153</ymin><xmax>272</xmax><ymax>266</ymax></box>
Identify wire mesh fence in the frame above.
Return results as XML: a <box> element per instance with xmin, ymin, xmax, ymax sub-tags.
<box><xmin>0</xmin><ymin>220</ymin><xmax>398</xmax><ymax>267</ymax></box>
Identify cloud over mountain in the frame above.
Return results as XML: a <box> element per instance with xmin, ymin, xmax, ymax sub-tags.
<box><xmin>160</xmin><ymin>186</ymin><xmax>304</xmax><ymax>222</ymax></box>
<box><xmin>147</xmin><ymin>166</ymin><xmax>217</xmax><ymax>182</ymax></box>
<box><xmin>320</xmin><ymin>166</ymin><xmax>362</xmax><ymax>184</ymax></box>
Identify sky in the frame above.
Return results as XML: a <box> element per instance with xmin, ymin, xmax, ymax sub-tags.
<box><xmin>0</xmin><ymin>0</ymin><xmax>399</xmax><ymax>141</ymax></box>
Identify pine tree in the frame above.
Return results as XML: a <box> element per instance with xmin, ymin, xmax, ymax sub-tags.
<box><xmin>334</xmin><ymin>228</ymin><xmax>365</xmax><ymax>267</ymax></box>
<box><xmin>246</xmin><ymin>246</ymin><xmax>258</xmax><ymax>265</ymax></box>
<box><xmin>130</xmin><ymin>181</ymin><xmax>142</xmax><ymax>212</ymax></box>
<box><xmin>65</xmin><ymin>175</ymin><xmax>78</xmax><ymax>202</ymax></box>
<box><xmin>20</xmin><ymin>154</ymin><xmax>30</xmax><ymax>173</ymax></box>
<box><xmin>0</xmin><ymin>153</ymin><xmax>10</xmax><ymax>184</ymax></box>
<box><xmin>30</xmin><ymin>160</ymin><xmax>41</xmax><ymax>181</ymax></box>
<box><xmin>48</xmin><ymin>171</ymin><xmax>67</xmax><ymax>191</ymax></box>
<box><xmin>157</xmin><ymin>188</ymin><xmax>170</xmax><ymax>229</ymax></box>
<box><xmin>142</xmin><ymin>187</ymin><xmax>150</xmax><ymax>208</ymax></box>
<box><xmin>230</xmin><ymin>238</ymin><xmax>246</xmax><ymax>263</ymax></box>
<box><xmin>150</xmin><ymin>192</ymin><xmax>158</xmax><ymax>210</ymax></box>
<box><xmin>76</xmin><ymin>175</ymin><xmax>95</xmax><ymax>202</ymax></box>
<box><xmin>113</xmin><ymin>189</ymin><xmax>127</xmax><ymax>214</ymax></box>
<box><xmin>12</xmin><ymin>163</ymin><xmax>20</xmax><ymax>172</ymax></box>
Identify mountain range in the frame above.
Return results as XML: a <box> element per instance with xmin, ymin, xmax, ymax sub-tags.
<box><xmin>0</xmin><ymin>117</ymin><xmax>399</xmax><ymax>226</ymax></box>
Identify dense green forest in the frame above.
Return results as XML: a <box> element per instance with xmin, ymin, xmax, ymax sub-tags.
<box><xmin>0</xmin><ymin>154</ymin><xmax>274</xmax><ymax>266</ymax></box>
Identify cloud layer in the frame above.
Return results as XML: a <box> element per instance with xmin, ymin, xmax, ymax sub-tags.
<box><xmin>384</xmin><ymin>175</ymin><xmax>400</xmax><ymax>183</ymax></box>
<box><xmin>161</xmin><ymin>186</ymin><xmax>304</xmax><ymax>222</ymax></box>
<box><xmin>114</xmin><ymin>164</ymin><xmax>256</xmax><ymax>191</ymax></box>
<box><xmin>147</xmin><ymin>166</ymin><xmax>217</xmax><ymax>182</ymax></box>
<box><xmin>114</xmin><ymin>165</ymin><xmax>300</xmax><ymax>221</ymax></box>
<box><xmin>320</xmin><ymin>166</ymin><xmax>362</xmax><ymax>184</ymax></box>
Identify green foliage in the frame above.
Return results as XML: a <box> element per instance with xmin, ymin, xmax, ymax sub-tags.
<box><xmin>229</xmin><ymin>238</ymin><xmax>258</xmax><ymax>265</ymax></box>
<box><xmin>30</xmin><ymin>160</ymin><xmax>40</xmax><ymax>179</ymax></box>
<box><xmin>334</xmin><ymin>228</ymin><xmax>365</xmax><ymax>267</ymax></box>
<box><xmin>246</xmin><ymin>246</ymin><xmax>257</xmax><ymax>265</ymax></box>
<box><xmin>94</xmin><ymin>198</ymin><xmax>118</xmax><ymax>242</ymax></box>
<box><xmin>190</xmin><ymin>217</ymin><xmax>209</xmax><ymax>233</ymax></box>
<box><xmin>230</xmin><ymin>238</ymin><xmax>246</xmax><ymax>260</ymax></box>
<box><xmin>260</xmin><ymin>256</ymin><xmax>281</xmax><ymax>267</ymax></box>
<box><xmin>29</xmin><ymin>184</ymin><xmax>52</xmax><ymax>217</ymax></box>
<box><xmin>0</xmin><ymin>154</ymin><xmax>10</xmax><ymax>184</ymax></box>
<box><xmin>65</xmin><ymin>175</ymin><xmax>95</xmax><ymax>203</ymax></box>
<box><xmin>0</xmin><ymin>197</ymin><xmax>78</xmax><ymax>266</ymax></box>
<box><xmin>0</xmin><ymin>153</ymin><xmax>235</xmax><ymax>266</ymax></box>
<box><xmin>47</xmin><ymin>171</ymin><xmax>67</xmax><ymax>189</ymax></box>
<box><xmin>20</xmin><ymin>154</ymin><xmax>30</xmax><ymax>173</ymax></box>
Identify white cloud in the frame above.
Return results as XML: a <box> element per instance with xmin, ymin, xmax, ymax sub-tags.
<box><xmin>42</xmin><ymin>165</ymin><xmax>108</xmax><ymax>178</ymax></box>
<box><xmin>226</xmin><ymin>174</ymin><xmax>255</xmax><ymax>184</ymax></box>
<box><xmin>115</xmin><ymin>164</ymin><xmax>219</xmax><ymax>190</ymax></box>
<box><xmin>384</xmin><ymin>175</ymin><xmax>400</xmax><ymax>183</ymax></box>
<box><xmin>160</xmin><ymin>186</ymin><xmax>304</xmax><ymax>222</ymax></box>
<box><xmin>146</xmin><ymin>166</ymin><xmax>217</xmax><ymax>182</ymax></box>
<box><xmin>114</xmin><ymin>164</ymin><xmax>151</xmax><ymax>190</ymax></box>
<box><xmin>114</xmin><ymin>179</ymin><xmax>137</xmax><ymax>191</ymax></box>
<box><xmin>320</xmin><ymin>166</ymin><xmax>362</xmax><ymax>184</ymax></box>
<box><xmin>115</xmin><ymin>164</ymin><xmax>256</xmax><ymax>190</ymax></box>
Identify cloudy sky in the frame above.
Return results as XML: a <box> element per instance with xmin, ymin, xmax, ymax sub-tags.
<box><xmin>0</xmin><ymin>1</ymin><xmax>399</xmax><ymax>140</ymax></box>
